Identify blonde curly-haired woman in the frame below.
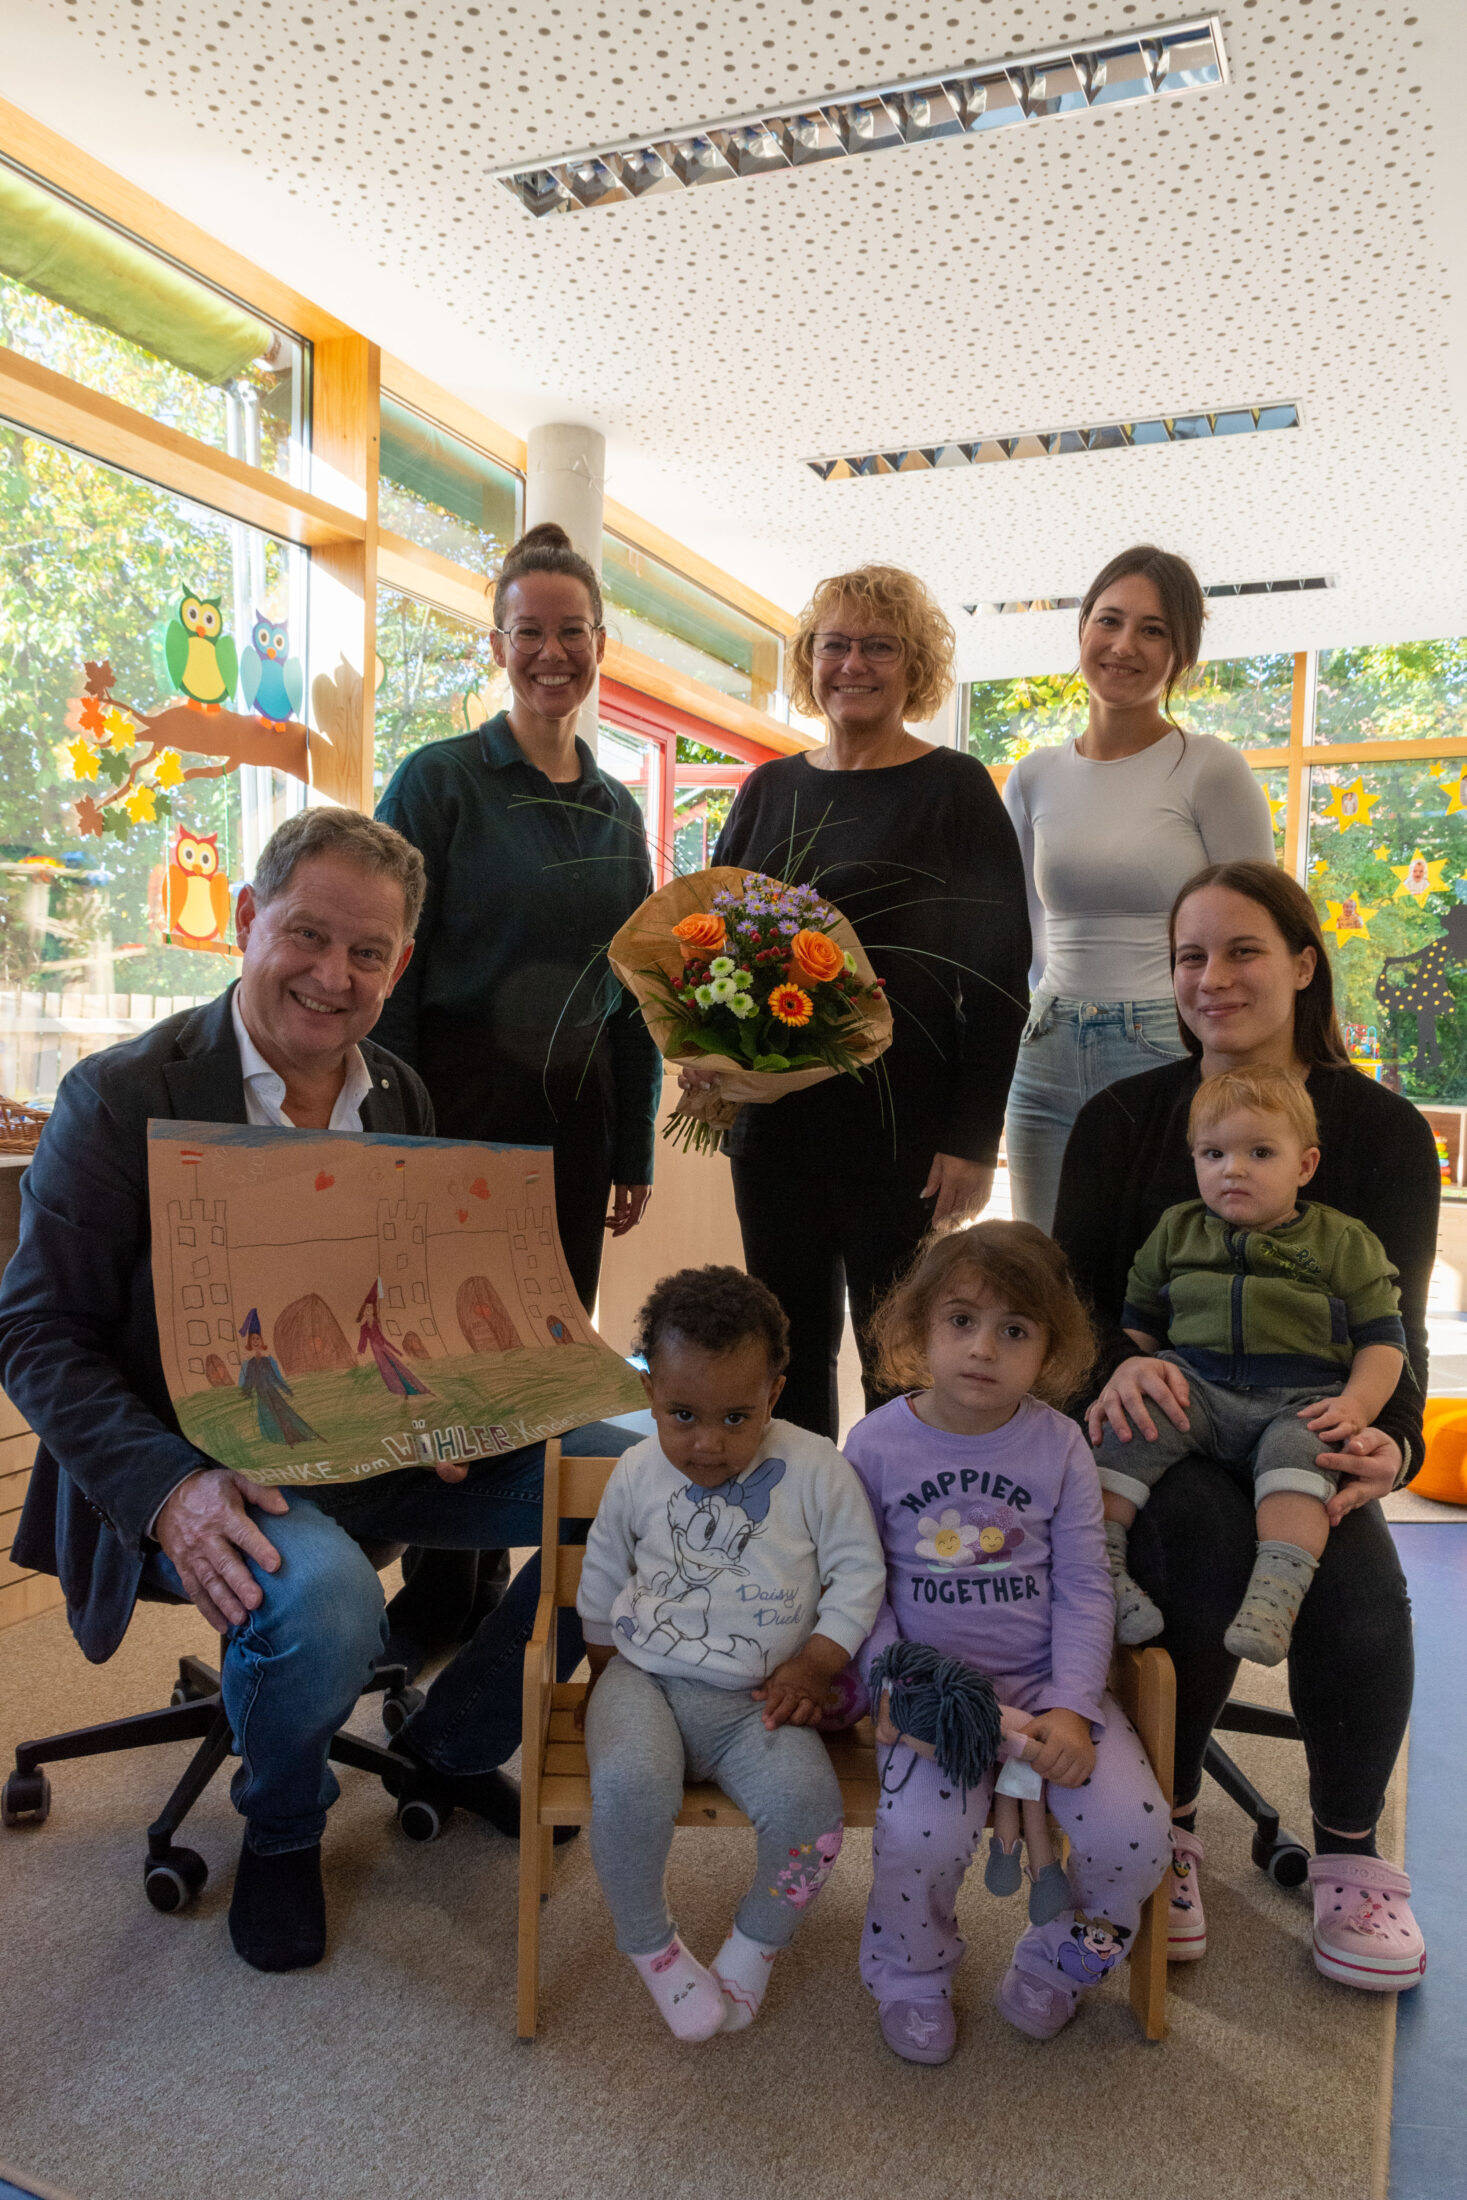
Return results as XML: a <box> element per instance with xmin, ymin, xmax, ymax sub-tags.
<box><xmin>708</xmin><ymin>563</ymin><xmax>1031</xmax><ymax>1438</ymax></box>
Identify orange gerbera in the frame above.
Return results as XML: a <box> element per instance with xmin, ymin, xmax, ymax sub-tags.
<box><xmin>672</xmin><ymin>911</ymin><xmax>726</xmax><ymax>961</ymax></box>
<box><xmin>789</xmin><ymin>928</ymin><xmax>844</xmax><ymax>986</ymax></box>
<box><xmin>769</xmin><ymin>983</ymin><xmax>814</xmax><ymax>1027</ymax></box>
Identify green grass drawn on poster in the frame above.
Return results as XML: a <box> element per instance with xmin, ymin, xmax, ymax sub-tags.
<box><xmin>176</xmin><ymin>1346</ymin><xmax>644</xmax><ymax>1485</ymax></box>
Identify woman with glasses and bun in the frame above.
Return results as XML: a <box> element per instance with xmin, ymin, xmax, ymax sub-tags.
<box><xmin>704</xmin><ymin>563</ymin><xmax>1031</xmax><ymax>1441</ymax></box>
<box><xmin>374</xmin><ymin>523</ymin><xmax>660</xmax><ymax>1669</ymax></box>
<box><xmin>1002</xmin><ymin>546</ymin><xmax>1274</xmax><ymax>1234</ymax></box>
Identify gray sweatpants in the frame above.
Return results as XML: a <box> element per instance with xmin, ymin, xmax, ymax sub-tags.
<box><xmin>583</xmin><ymin>1654</ymin><xmax>845</xmax><ymax>1956</ymax></box>
<box><xmin>1095</xmin><ymin>1354</ymin><xmax>1344</xmax><ymax>1511</ymax></box>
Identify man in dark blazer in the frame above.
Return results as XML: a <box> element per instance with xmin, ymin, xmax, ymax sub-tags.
<box><xmin>0</xmin><ymin>807</ymin><xmax>633</xmax><ymax>1972</ymax></box>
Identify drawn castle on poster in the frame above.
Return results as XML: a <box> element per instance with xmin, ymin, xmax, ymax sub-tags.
<box><xmin>163</xmin><ymin>1188</ymin><xmax>590</xmax><ymax>1395</ymax></box>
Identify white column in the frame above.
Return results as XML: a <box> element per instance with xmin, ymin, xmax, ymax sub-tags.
<box><xmin>525</xmin><ymin>423</ymin><xmax>605</xmax><ymax>755</ymax></box>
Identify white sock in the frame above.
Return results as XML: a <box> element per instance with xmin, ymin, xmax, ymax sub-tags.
<box><xmin>629</xmin><ymin>1934</ymin><xmax>726</xmax><ymax>2041</ymax></box>
<box><xmin>713</xmin><ymin>1924</ymin><xmax>780</xmax><ymax>2031</ymax></box>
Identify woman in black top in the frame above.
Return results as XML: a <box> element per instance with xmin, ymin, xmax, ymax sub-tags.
<box><xmin>1053</xmin><ymin>860</ymin><xmax>1435</xmax><ymax>1975</ymax></box>
<box><xmin>709</xmin><ymin>563</ymin><xmax>1030</xmax><ymax>1437</ymax></box>
<box><xmin>374</xmin><ymin>523</ymin><xmax>660</xmax><ymax>1661</ymax></box>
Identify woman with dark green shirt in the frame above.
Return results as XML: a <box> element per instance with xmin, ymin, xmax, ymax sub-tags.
<box><xmin>374</xmin><ymin>523</ymin><xmax>659</xmax><ymax>1665</ymax></box>
<box><xmin>375</xmin><ymin>523</ymin><xmax>658</xmax><ymax>1302</ymax></box>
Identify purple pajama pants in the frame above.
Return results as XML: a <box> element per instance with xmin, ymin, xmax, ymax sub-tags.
<box><xmin>861</xmin><ymin>1693</ymin><xmax>1170</xmax><ymax>2006</ymax></box>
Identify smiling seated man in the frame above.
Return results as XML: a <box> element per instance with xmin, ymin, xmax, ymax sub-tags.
<box><xmin>0</xmin><ymin>808</ymin><xmax>635</xmax><ymax>1972</ymax></box>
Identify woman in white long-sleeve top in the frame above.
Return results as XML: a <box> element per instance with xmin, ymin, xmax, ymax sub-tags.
<box><xmin>1002</xmin><ymin>545</ymin><xmax>1275</xmax><ymax>1233</ymax></box>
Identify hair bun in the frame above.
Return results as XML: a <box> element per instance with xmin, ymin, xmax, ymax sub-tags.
<box><xmin>509</xmin><ymin>522</ymin><xmax>574</xmax><ymax>560</ymax></box>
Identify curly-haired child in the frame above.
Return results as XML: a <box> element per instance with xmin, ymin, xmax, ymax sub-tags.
<box><xmin>845</xmin><ymin>1221</ymin><xmax>1170</xmax><ymax>2064</ymax></box>
<box><xmin>577</xmin><ymin>1265</ymin><xmax>886</xmax><ymax>2040</ymax></box>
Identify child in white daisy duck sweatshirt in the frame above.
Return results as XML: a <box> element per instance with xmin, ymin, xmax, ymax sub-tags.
<box><xmin>577</xmin><ymin>1265</ymin><xmax>885</xmax><ymax>2042</ymax></box>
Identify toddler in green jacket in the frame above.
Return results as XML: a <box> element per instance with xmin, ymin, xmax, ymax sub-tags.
<box><xmin>1089</xmin><ymin>1064</ymin><xmax>1406</xmax><ymax>1665</ymax></box>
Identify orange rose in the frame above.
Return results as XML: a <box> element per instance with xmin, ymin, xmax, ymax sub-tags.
<box><xmin>672</xmin><ymin>911</ymin><xmax>726</xmax><ymax>962</ymax></box>
<box><xmin>789</xmin><ymin>929</ymin><xmax>844</xmax><ymax>986</ymax></box>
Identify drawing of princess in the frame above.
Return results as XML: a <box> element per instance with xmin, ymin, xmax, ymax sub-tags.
<box><xmin>356</xmin><ymin>1278</ymin><xmax>433</xmax><ymax>1398</ymax></box>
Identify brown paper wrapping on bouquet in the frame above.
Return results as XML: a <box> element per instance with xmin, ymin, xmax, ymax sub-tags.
<box><xmin>608</xmin><ymin>864</ymin><xmax>893</xmax><ymax>1135</ymax></box>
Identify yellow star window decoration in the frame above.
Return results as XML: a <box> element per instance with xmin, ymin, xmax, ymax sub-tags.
<box><xmin>1265</xmin><ymin>789</ymin><xmax>1285</xmax><ymax>833</ymax></box>
<box><xmin>123</xmin><ymin>783</ymin><xmax>158</xmax><ymax>825</ymax></box>
<box><xmin>65</xmin><ymin>736</ymin><xmax>99</xmax><ymax>782</ymax></box>
<box><xmin>153</xmin><ymin>749</ymin><xmax>185</xmax><ymax>789</ymax></box>
<box><xmin>1391</xmin><ymin>849</ymin><xmax>1451</xmax><ymax>902</ymax></box>
<box><xmin>1445</xmin><ymin>770</ymin><xmax>1467</xmax><ymax>817</ymax></box>
<box><xmin>1319</xmin><ymin>778</ymin><xmax>1380</xmax><ymax>830</ymax></box>
<box><xmin>1323</xmin><ymin>896</ymin><xmax>1377</xmax><ymax>946</ymax></box>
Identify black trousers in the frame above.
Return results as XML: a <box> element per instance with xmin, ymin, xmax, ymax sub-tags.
<box><xmin>1128</xmin><ymin>1455</ymin><xmax>1414</xmax><ymax>1834</ymax></box>
<box><xmin>383</xmin><ymin>1082</ymin><xmax>615</xmax><ymax>1658</ymax></box>
<box><xmin>730</xmin><ymin>1149</ymin><xmax>934</xmax><ymax>1440</ymax></box>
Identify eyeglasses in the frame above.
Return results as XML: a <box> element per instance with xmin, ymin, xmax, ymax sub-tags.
<box><xmin>811</xmin><ymin>632</ymin><xmax>904</xmax><ymax>664</ymax></box>
<box><xmin>496</xmin><ymin>620</ymin><xmax>603</xmax><ymax>655</ymax></box>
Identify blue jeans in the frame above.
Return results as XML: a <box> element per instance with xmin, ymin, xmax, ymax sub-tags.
<box><xmin>147</xmin><ymin>1421</ymin><xmax>636</xmax><ymax>1853</ymax></box>
<box><xmin>1004</xmin><ymin>993</ymin><xmax>1188</xmax><ymax>1233</ymax></box>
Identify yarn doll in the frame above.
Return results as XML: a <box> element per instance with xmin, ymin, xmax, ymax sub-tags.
<box><xmin>868</xmin><ymin>1641</ymin><xmax>1070</xmax><ymax>1926</ymax></box>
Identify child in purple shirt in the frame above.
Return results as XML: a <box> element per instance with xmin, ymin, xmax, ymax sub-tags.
<box><xmin>845</xmin><ymin>1220</ymin><xmax>1170</xmax><ymax>2064</ymax></box>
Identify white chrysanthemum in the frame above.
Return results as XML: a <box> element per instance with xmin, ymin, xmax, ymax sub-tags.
<box><xmin>709</xmin><ymin>976</ymin><xmax>736</xmax><ymax>1003</ymax></box>
<box><xmin>730</xmin><ymin>993</ymin><xmax>757</xmax><ymax>1018</ymax></box>
<box><xmin>709</xmin><ymin>955</ymin><xmax>735</xmax><ymax>978</ymax></box>
<box><xmin>693</xmin><ymin>985</ymin><xmax>714</xmax><ymax>1008</ymax></box>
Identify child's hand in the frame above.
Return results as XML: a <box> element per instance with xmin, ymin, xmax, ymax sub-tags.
<box><xmin>1298</xmin><ymin>1394</ymin><xmax>1366</xmax><ymax>1444</ymax></box>
<box><xmin>1024</xmin><ymin>1708</ymin><xmax>1096</xmax><ymax>1788</ymax></box>
<box><xmin>752</xmin><ymin>1636</ymin><xmax>849</xmax><ymax>1731</ymax></box>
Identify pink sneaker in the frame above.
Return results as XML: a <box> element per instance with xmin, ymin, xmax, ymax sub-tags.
<box><xmin>1166</xmin><ymin>1826</ymin><xmax>1207</xmax><ymax>1961</ymax></box>
<box><xmin>994</xmin><ymin>1963</ymin><xmax>1078</xmax><ymax>2040</ymax></box>
<box><xmin>1308</xmin><ymin>1855</ymin><xmax>1427</xmax><ymax>1992</ymax></box>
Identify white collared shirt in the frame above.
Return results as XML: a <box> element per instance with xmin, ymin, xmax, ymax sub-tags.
<box><xmin>230</xmin><ymin>989</ymin><xmax>373</xmax><ymax>1131</ymax></box>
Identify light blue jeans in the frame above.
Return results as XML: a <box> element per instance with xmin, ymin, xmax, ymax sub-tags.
<box><xmin>1005</xmin><ymin>993</ymin><xmax>1189</xmax><ymax>1234</ymax></box>
<box><xmin>147</xmin><ymin>1420</ymin><xmax>636</xmax><ymax>1853</ymax></box>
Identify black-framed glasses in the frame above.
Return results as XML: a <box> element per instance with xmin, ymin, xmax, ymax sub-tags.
<box><xmin>811</xmin><ymin>631</ymin><xmax>904</xmax><ymax>664</ymax></box>
<box><xmin>496</xmin><ymin>619</ymin><xmax>603</xmax><ymax>655</ymax></box>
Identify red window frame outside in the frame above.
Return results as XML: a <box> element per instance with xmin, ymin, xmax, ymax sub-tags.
<box><xmin>599</xmin><ymin>675</ymin><xmax>784</xmax><ymax>884</ymax></box>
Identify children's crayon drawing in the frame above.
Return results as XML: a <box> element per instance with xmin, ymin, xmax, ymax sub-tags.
<box><xmin>148</xmin><ymin>1122</ymin><xmax>644</xmax><ymax>1486</ymax></box>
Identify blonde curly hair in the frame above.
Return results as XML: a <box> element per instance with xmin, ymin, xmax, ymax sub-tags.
<box><xmin>786</xmin><ymin>564</ymin><xmax>956</xmax><ymax>725</ymax></box>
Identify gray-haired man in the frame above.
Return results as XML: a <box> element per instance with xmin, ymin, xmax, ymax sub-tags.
<box><xmin>0</xmin><ymin>808</ymin><xmax>631</xmax><ymax>1971</ymax></box>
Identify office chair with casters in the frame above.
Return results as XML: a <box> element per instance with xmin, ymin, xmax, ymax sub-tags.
<box><xmin>1</xmin><ymin>1541</ymin><xmax>434</xmax><ymax>1906</ymax></box>
<box><xmin>1205</xmin><ymin>1699</ymin><xmax>1312</xmax><ymax>1888</ymax></box>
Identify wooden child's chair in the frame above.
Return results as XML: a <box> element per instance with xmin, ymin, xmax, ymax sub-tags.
<box><xmin>517</xmin><ymin>1441</ymin><xmax>1176</xmax><ymax>2041</ymax></box>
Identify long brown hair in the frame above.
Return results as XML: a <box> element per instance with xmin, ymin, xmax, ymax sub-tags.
<box><xmin>1169</xmin><ymin>860</ymin><xmax>1351</xmax><ymax>1069</ymax></box>
<box><xmin>1078</xmin><ymin>544</ymin><xmax>1206</xmax><ymax>729</ymax></box>
<box><xmin>492</xmin><ymin>521</ymin><xmax>603</xmax><ymax>627</ymax></box>
<box><xmin>872</xmin><ymin>1221</ymin><xmax>1095</xmax><ymax>1408</ymax></box>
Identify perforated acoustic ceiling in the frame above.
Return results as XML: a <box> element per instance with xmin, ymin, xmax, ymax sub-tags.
<box><xmin>7</xmin><ymin>0</ymin><xmax>1465</xmax><ymax>676</ymax></box>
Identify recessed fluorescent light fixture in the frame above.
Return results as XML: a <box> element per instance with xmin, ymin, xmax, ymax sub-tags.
<box><xmin>964</xmin><ymin>575</ymin><xmax>1334</xmax><ymax>615</ymax></box>
<box><xmin>495</xmin><ymin>16</ymin><xmax>1226</xmax><ymax>216</ymax></box>
<box><xmin>811</xmin><ymin>403</ymin><xmax>1297</xmax><ymax>480</ymax></box>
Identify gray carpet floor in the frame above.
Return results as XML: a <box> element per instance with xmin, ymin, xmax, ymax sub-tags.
<box><xmin>0</xmin><ymin>1581</ymin><xmax>1400</xmax><ymax>2200</ymax></box>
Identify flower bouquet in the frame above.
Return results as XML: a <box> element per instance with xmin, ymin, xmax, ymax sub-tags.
<box><xmin>608</xmin><ymin>865</ymin><xmax>893</xmax><ymax>1154</ymax></box>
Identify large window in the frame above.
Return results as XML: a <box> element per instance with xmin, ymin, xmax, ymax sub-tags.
<box><xmin>0</xmin><ymin>426</ymin><xmax>304</xmax><ymax>1100</ymax></box>
<box><xmin>602</xmin><ymin>535</ymin><xmax>782</xmax><ymax>714</ymax></box>
<box><xmin>967</xmin><ymin>651</ymin><xmax>1294</xmax><ymax>762</ymax></box>
<box><xmin>378</xmin><ymin>399</ymin><xmax>521</xmax><ymax>573</ymax></box>
<box><xmin>1316</xmin><ymin>639</ymin><xmax>1467</xmax><ymax>745</ymax></box>
<box><xmin>0</xmin><ymin>158</ymin><xmax>306</xmax><ymax>482</ymax></box>
<box><xmin>374</xmin><ymin>586</ymin><xmax>503</xmax><ymax>794</ymax></box>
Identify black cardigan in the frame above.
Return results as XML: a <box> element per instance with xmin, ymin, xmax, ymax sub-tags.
<box><xmin>1051</xmin><ymin>1056</ymin><xmax>1440</xmax><ymax>1478</ymax></box>
<box><xmin>713</xmin><ymin>748</ymin><xmax>1030</xmax><ymax>1167</ymax></box>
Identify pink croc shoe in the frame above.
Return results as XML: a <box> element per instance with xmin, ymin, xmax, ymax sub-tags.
<box><xmin>1166</xmin><ymin>1827</ymin><xmax>1207</xmax><ymax>1961</ymax></box>
<box><xmin>1308</xmin><ymin>1855</ymin><xmax>1427</xmax><ymax>1992</ymax></box>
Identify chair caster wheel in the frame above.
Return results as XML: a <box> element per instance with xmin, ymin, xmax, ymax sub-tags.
<box><xmin>2</xmin><ymin>1769</ymin><xmax>51</xmax><ymax>1828</ymax></box>
<box><xmin>397</xmin><ymin>1794</ymin><xmax>449</xmax><ymax>1842</ymax></box>
<box><xmin>144</xmin><ymin>1846</ymin><xmax>208</xmax><ymax>1913</ymax></box>
<box><xmin>382</xmin><ymin>1686</ymin><xmax>425</xmax><ymax>1739</ymax></box>
<box><xmin>1254</xmin><ymin>1830</ymin><xmax>1310</xmax><ymax>1888</ymax></box>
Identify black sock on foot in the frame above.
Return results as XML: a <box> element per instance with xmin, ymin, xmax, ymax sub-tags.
<box><xmin>229</xmin><ymin>1838</ymin><xmax>326</xmax><ymax>1972</ymax></box>
<box><xmin>1313</xmin><ymin>1819</ymin><xmax>1378</xmax><ymax>1859</ymax></box>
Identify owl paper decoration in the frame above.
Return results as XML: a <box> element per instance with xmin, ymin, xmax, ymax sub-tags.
<box><xmin>165</xmin><ymin>826</ymin><xmax>236</xmax><ymax>955</ymax></box>
<box><xmin>240</xmin><ymin>611</ymin><xmax>305</xmax><ymax>728</ymax></box>
<box><xmin>163</xmin><ymin>593</ymin><xmax>238</xmax><ymax>711</ymax></box>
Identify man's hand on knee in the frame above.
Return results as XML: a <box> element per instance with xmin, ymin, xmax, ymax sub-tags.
<box><xmin>155</xmin><ymin>1468</ymin><xmax>290</xmax><ymax>1633</ymax></box>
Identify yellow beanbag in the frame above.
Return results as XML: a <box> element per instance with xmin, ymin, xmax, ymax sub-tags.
<box><xmin>1412</xmin><ymin>1399</ymin><xmax>1467</xmax><ymax>1505</ymax></box>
